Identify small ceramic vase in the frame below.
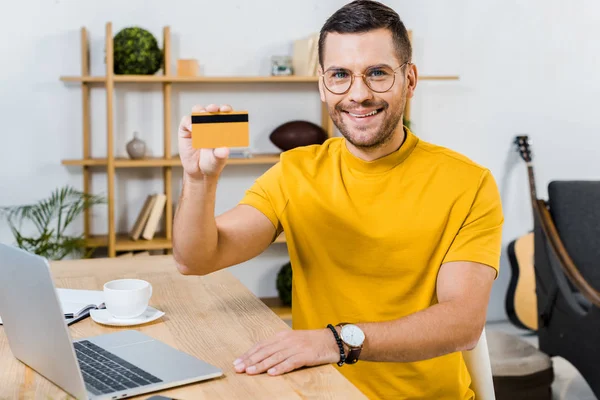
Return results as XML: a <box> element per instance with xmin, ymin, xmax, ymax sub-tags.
<box><xmin>126</xmin><ymin>132</ymin><xmax>146</xmax><ymax>159</ymax></box>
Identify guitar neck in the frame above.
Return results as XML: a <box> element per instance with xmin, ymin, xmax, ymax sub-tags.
<box><xmin>526</xmin><ymin>163</ymin><xmax>538</xmax><ymax>205</ymax></box>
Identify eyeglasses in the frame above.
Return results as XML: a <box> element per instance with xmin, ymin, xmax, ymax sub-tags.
<box><xmin>320</xmin><ymin>62</ymin><xmax>410</xmax><ymax>95</ymax></box>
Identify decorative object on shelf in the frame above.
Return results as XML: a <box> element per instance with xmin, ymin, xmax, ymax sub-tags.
<box><xmin>270</xmin><ymin>120</ymin><xmax>328</xmax><ymax>151</ymax></box>
<box><xmin>276</xmin><ymin>261</ymin><xmax>292</xmax><ymax>307</ymax></box>
<box><xmin>113</xmin><ymin>27</ymin><xmax>163</xmax><ymax>75</ymax></box>
<box><xmin>0</xmin><ymin>185</ymin><xmax>106</xmax><ymax>260</ymax></box>
<box><xmin>229</xmin><ymin>148</ymin><xmax>252</xmax><ymax>158</ymax></box>
<box><xmin>292</xmin><ymin>33</ymin><xmax>319</xmax><ymax>76</ymax></box>
<box><xmin>126</xmin><ymin>131</ymin><xmax>147</xmax><ymax>159</ymax></box>
<box><xmin>271</xmin><ymin>56</ymin><xmax>293</xmax><ymax>76</ymax></box>
<box><xmin>177</xmin><ymin>59</ymin><xmax>199</xmax><ymax>77</ymax></box>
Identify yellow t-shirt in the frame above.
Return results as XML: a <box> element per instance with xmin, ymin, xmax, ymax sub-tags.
<box><xmin>239</xmin><ymin>128</ymin><xmax>503</xmax><ymax>399</ymax></box>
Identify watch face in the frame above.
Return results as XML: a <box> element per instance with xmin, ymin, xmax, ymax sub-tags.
<box><xmin>341</xmin><ymin>324</ymin><xmax>365</xmax><ymax>347</ymax></box>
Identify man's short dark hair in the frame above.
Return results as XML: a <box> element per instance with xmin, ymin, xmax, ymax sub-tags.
<box><xmin>318</xmin><ymin>0</ymin><xmax>412</xmax><ymax>68</ymax></box>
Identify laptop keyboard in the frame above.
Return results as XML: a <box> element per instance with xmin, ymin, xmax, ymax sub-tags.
<box><xmin>74</xmin><ymin>340</ymin><xmax>163</xmax><ymax>395</ymax></box>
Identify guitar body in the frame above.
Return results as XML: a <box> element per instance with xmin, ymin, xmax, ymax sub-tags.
<box><xmin>506</xmin><ymin>232</ymin><xmax>538</xmax><ymax>331</ymax></box>
<box><xmin>504</xmin><ymin>136</ymin><xmax>540</xmax><ymax>331</ymax></box>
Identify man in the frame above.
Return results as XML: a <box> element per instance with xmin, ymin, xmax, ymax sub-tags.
<box><xmin>173</xmin><ymin>1</ymin><xmax>503</xmax><ymax>399</ymax></box>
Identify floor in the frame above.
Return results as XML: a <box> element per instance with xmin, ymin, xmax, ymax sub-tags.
<box><xmin>486</xmin><ymin>321</ymin><xmax>596</xmax><ymax>400</ymax></box>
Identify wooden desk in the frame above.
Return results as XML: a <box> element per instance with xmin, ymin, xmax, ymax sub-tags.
<box><xmin>0</xmin><ymin>255</ymin><xmax>366</xmax><ymax>399</ymax></box>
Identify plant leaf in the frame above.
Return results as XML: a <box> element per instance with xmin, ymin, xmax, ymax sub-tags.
<box><xmin>0</xmin><ymin>185</ymin><xmax>106</xmax><ymax>260</ymax></box>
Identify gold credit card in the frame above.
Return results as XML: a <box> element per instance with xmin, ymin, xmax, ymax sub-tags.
<box><xmin>191</xmin><ymin>111</ymin><xmax>249</xmax><ymax>149</ymax></box>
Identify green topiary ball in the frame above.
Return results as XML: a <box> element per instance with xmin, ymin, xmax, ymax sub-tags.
<box><xmin>113</xmin><ymin>27</ymin><xmax>163</xmax><ymax>75</ymax></box>
<box><xmin>276</xmin><ymin>261</ymin><xmax>292</xmax><ymax>307</ymax></box>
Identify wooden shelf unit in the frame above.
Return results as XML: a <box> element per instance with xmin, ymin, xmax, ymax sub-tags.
<box><xmin>86</xmin><ymin>234</ymin><xmax>173</xmax><ymax>252</ymax></box>
<box><xmin>260</xmin><ymin>297</ymin><xmax>292</xmax><ymax>321</ymax></box>
<box><xmin>61</xmin><ymin>75</ymin><xmax>322</xmax><ymax>84</ymax></box>
<box><xmin>60</xmin><ymin>24</ymin><xmax>457</xmax><ymax>258</ymax></box>
<box><xmin>274</xmin><ymin>232</ymin><xmax>287</xmax><ymax>244</ymax></box>
<box><xmin>85</xmin><ymin>231</ymin><xmax>285</xmax><ymax>252</ymax></box>
<box><xmin>62</xmin><ymin>154</ymin><xmax>281</xmax><ymax>168</ymax></box>
<box><xmin>60</xmin><ymin>74</ymin><xmax>459</xmax><ymax>84</ymax></box>
<box><xmin>60</xmin><ymin>23</ymin><xmax>320</xmax><ymax>257</ymax></box>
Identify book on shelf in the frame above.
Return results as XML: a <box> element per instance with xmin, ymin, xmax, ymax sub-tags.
<box><xmin>141</xmin><ymin>194</ymin><xmax>167</xmax><ymax>240</ymax></box>
<box><xmin>130</xmin><ymin>194</ymin><xmax>157</xmax><ymax>240</ymax></box>
<box><xmin>129</xmin><ymin>194</ymin><xmax>166</xmax><ymax>241</ymax></box>
<box><xmin>0</xmin><ymin>288</ymin><xmax>104</xmax><ymax>326</ymax></box>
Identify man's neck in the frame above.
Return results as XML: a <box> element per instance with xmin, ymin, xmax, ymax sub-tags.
<box><xmin>346</xmin><ymin>125</ymin><xmax>406</xmax><ymax>162</ymax></box>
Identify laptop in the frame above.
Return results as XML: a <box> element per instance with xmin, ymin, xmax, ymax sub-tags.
<box><xmin>0</xmin><ymin>243</ymin><xmax>223</xmax><ymax>400</ymax></box>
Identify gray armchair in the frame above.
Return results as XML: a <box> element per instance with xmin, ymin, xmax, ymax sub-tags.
<box><xmin>534</xmin><ymin>180</ymin><xmax>600</xmax><ymax>398</ymax></box>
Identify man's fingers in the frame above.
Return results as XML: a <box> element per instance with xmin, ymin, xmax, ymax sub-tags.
<box><xmin>234</xmin><ymin>331</ymin><xmax>290</xmax><ymax>366</ymax></box>
<box><xmin>178</xmin><ymin>116</ymin><xmax>192</xmax><ymax>138</ymax></box>
<box><xmin>245</xmin><ymin>349</ymin><xmax>291</xmax><ymax>375</ymax></box>
<box><xmin>213</xmin><ymin>147</ymin><xmax>229</xmax><ymax>159</ymax></box>
<box><xmin>266</xmin><ymin>355</ymin><xmax>304</xmax><ymax>376</ymax></box>
<box><xmin>191</xmin><ymin>104</ymin><xmax>231</xmax><ymax>114</ymax></box>
<box><xmin>234</xmin><ymin>341</ymin><xmax>283</xmax><ymax>373</ymax></box>
<box><xmin>235</xmin><ymin>340</ymin><xmax>271</xmax><ymax>365</ymax></box>
<box><xmin>234</xmin><ymin>343</ymin><xmax>278</xmax><ymax>373</ymax></box>
<box><xmin>205</xmin><ymin>104</ymin><xmax>220</xmax><ymax>112</ymax></box>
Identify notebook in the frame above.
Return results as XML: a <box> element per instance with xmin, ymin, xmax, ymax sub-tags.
<box><xmin>0</xmin><ymin>288</ymin><xmax>104</xmax><ymax>326</ymax></box>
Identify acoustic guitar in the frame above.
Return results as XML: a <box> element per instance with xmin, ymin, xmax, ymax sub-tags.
<box><xmin>505</xmin><ymin>135</ymin><xmax>538</xmax><ymax>331</ymax></box>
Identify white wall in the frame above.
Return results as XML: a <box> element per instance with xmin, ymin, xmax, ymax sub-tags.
<box><xmin>1</xmin><ymin>0</ymin><xmax>599</xmax><ymax>321</ymax></box>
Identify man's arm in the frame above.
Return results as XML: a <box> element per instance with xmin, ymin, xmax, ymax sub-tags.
<box><xmin>349</xmin><ymin>171</ymin><xmax>501</xmax><ymax>362</ymax></box>
<box><xmin>172</xmin><ymin>176</ymin><xmax>276</xmax><ymax>276</ymax></box>
<box><xmin>347</xmin><ymin>260</ymin><xmax>495</xmax><ymax>362</ymax></box>
<box><xmin>233</xmin><ymin>260</ymin><xmax>496</xmax><ymax>375</ymax></box>
<box><xmin>172</xmin><ymin>103</ymin><xmax>278</xmax><ymax>276</ymax></box>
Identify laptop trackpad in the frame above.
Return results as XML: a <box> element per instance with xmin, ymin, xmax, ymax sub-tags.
<box><xmin>87</xmin><ymin>330</ymin><xmax>223</xmax><ymax>382</ymax></box>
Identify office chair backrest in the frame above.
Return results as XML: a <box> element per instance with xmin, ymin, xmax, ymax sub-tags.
<box><xmin>548</xmin><ymin>181</ymin><xmax>600</xmax><ymax>293</ymax></box>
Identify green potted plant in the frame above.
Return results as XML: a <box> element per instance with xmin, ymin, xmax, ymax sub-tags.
<box><xmin>113</xmin><ymin>27</ymin><xmax>163</xmax><ymax>75</ymax></box>
<box><xmin>276</xmin><ymin>261</ymin><xmax>293</xmax><ymax>307</ymax></box>
<box><xmin>1</xmin><ymin>185</ymin><xmax>106</xmax><ymax>260</ymax></box>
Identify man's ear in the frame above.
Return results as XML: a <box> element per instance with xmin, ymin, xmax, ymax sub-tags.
<box><xmin>405</xmin><ymin>63</ymin><xmax>418</xmax><ymax>99</ymax></box>
<box><xmin>317</xmin><ymin>66</ymin><xmax>327</xmax><ymax>102</ymax></box>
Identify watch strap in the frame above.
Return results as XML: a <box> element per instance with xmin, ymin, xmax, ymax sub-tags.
<box><xmin>345</xmin><ymin>347</ymin><xmax>361</xmax><ymax>364</ymax></box>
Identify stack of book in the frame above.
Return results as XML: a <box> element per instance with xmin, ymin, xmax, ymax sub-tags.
<box><xmin>129</xmin><ymin>193</ymin><xmax>167</xmax><ymax>241</ymax></box>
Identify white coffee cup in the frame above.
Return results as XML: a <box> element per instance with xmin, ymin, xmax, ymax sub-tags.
<box><xmin>103</xmin><ymin>279</ymin><xmax>152</xmax><ymax>319</ymax></box>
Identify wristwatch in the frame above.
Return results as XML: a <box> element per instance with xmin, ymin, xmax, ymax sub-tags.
<box><xmin>338</xmin><ymin>323</ymin><xmax>365</xmax><ymax>364</ymax></box>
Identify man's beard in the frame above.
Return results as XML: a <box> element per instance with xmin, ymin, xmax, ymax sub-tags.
<box><xmin>330</xmin><ymin>93</ymin><xmax>406</xmax><ymax>151</ymax></box>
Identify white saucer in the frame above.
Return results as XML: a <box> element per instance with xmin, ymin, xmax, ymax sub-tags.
<box><xmin>90</xmin><ymin>306</ymin><xmax>165</xmax><ymax>327</ymax></box>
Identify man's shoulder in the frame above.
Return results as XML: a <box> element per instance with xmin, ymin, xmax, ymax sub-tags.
<box><xmin>279</xmin><ymin>137</ymin><xmax>343</xmax><ymax>166</ymax></box>
<box><xmin>415</xmin><ymin>139</ymin><xmax>489</xmax><ymax>176</ymax></box>
<box><xmin>413</xmin><ymin>138</ymin><xmax>501</xmax><ymax>210</ymax></box>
